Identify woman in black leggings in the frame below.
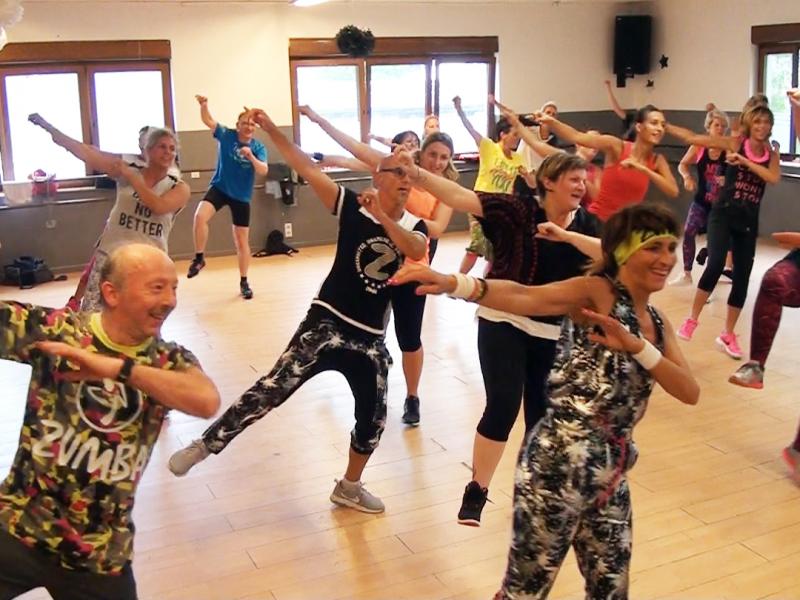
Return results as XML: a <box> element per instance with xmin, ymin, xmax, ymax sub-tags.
<box><xmin>667</xmin><ymin>102</ymin><xmax>780</xmax><ymax>359</ymax></box>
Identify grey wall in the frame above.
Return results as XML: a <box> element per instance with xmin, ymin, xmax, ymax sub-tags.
<box><xmin>2</xmin><ymin>113</ymin><xmax>799</xmax><ymax>272</ymax></box>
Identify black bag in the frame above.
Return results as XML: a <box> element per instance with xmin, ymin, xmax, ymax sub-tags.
<box><xmin>253</xmin><ymin>229</ymin><xmax>299</xmax><ymax>258</ymax></box>
<box><xmin>4</xmin><ymin>256</ymin><xmax>55</xmax><ymax>289</ymax></box>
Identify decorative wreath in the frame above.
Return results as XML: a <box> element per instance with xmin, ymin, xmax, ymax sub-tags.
<box><xmin>335</xmin><ymin>25</ymin><xmax>375</xmax><ymax>58</ymax></box>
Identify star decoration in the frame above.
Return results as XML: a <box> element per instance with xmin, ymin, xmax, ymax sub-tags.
<box><xmin>646</xmin><ymin>79</ymin><xmax>655</xmax><ymax>88</ymax></box>
<box><xmin>658</xmin><ymin>54</ymin><xmax>669</xmax><ymax>69</ymax></box>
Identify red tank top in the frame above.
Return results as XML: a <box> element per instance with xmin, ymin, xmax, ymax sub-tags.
<box><xmin>588</xmin><ymin>141</ymin><xmax>658</xmax><ymax>221</ymax></box>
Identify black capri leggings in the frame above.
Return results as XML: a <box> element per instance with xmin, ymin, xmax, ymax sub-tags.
<box><xmin>476</xmin><ymin>318</ymin><xmax>558</xmax><ymax>442</ymax></box>
<box><xmin>390</xmin><ymin>239</ymin><xmax>438</xmax><ymax>353</ymax></box>
<box><xmin>697</xmin><ymin>205</ymin><xmax>757</xmax><ymax>309</ymax></box>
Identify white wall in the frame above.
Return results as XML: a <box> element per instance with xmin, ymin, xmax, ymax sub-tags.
<box><xmin>10</xmin><ymin>0</ymin><xmax>625</xmax><ymax>129</ymax></box>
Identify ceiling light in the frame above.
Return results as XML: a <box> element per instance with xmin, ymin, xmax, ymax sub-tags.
<box><xmin>291</xmin><ymin>0</ymin><xmax>332</xmax><ymax>7</ymax></box>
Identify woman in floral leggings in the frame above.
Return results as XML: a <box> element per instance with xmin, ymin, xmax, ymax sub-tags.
<box><xmin>393</xmin><ymin>204</ymin><xmax>699</xmax><ymax>598</ymax></box>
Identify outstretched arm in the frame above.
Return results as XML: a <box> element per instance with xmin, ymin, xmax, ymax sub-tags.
<box><xmin>314</xmin><ymin>153</ymin><xmax>372</xmax><ymax>172</ymax></box>
<box><xmin>604</xmin><ymin>80</ymin><xmax>628</xmax><ymax>120</ymax></box>
<box><xmin>396</xmin><ymin>151</ymin><xmax>482</xmax><ymax>215</ymax></box>
<box><xmin>196</xmin><ymin>95</ymin><xmax>218</xmax><ymax>131</ymax></box>
<box><xmin>28</xmin><ymin>113</ymin><xmax>120</xmax><ymax>174</ymax></box>
<box><xmin>453</xmin><ymin>96</ymin><xmax>484</xmax><ymax>147</ymax></box>
<box><xmin>252</xmin><ymin>109</ymin><xmax>339</xmax><ymax>211</ymax></box>
<box><xmin>299</xmin><ymin>105</ymin><xmax>385</xmax><ymax>169</ymax></box>
<box><xmin>491</xmin><ymin>97</ymin><xmax>562</xmax><ymax>159</ymax></box>
<box><xmin>538</xmin><ymin>113</ymin><xmax>623</xmax><ymax>160</ymax></box>
<box><xmin>368</xmin><ymin>133</ymin><xmax>394</xmax><ymax>148</ymax></box>
<box><xmin>665</xmin><ymin>123</ymin><xmax>737</xmax><ymax>152</ymax></box>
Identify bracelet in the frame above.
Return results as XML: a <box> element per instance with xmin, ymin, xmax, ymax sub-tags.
<box><xmin>117</xmin><ymin>357</ymin><xmax>136</xmax><ymax>384</ymax></box>
<box><xmin>474</xmin><ymin>278</ymin><xmax>489</xmax><ymax>301</ymax></box>
<box><xmin>448</xmin><ymin>273</ymin><xmax>478</xmax><ymax>300</ymax></box>
<box><xmin>631</xmin><ymin>339</ymin><xmax>661</xmax><ymax>370</ymax></box>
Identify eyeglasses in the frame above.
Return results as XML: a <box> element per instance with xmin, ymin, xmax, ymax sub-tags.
<box><xmin>377</xmin><ymin>166</ymin><xmax>409</xmax><ymax>177</ymax></box>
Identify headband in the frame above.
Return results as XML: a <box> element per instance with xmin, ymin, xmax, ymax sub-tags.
<box><xmin>613</xmin><ymin>230</ymin><xmax>677</xmax><ymax>266</ymax></box>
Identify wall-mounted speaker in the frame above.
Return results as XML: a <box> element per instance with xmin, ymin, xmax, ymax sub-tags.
<box><xmin>613</xmin><ymin>15</ymin><xmax>652</xmax><ymax>85</ymax></box>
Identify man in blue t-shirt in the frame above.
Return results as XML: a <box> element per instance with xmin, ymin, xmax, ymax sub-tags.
<box><xmin>188</xmin><ymin>95</ymin><xmax>269</xmax><ymax>299</ymax></box>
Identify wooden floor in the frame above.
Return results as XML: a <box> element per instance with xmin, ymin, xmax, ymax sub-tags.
<box><xmin>2</xmin><ymin>232</ymin><xmax>800</xmax><ymax>600</ymax></box>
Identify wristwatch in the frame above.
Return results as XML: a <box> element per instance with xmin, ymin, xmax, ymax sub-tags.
<box><xmin>117</xmin><ymin>357</ymin><xmax>136</xmax><ymax>384</ymax></box>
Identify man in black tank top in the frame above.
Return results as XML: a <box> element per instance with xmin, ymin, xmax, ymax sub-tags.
<box><xmin>168</xmin><ymin>110</ymin><xmax>428</xmax><ymax>514</ymax></box>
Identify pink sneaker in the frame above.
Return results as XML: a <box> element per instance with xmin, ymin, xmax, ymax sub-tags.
<box><xmin>677</xmin><ymin>317</ymin><xmax>699</xmax><ymax>341</ymax></box>
<box><xmin>782</xmin><ymin>447</ymin><xmax>800</xmax><ymax>481</ymax></box>
<box><xmin>716</xmin><ymin>331</ymin><xmax>742</xmax><ymax>359</ymax></box>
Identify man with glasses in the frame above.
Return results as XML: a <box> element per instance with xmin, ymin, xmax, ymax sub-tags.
<box><xmin>168</xmin><ymin>109</ymin><xmax>427</xmax><ymax>514</ymax></box>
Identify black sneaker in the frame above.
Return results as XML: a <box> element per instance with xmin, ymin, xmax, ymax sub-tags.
<box><xmin>457</xmin><ymin>481</ymin><xmax>488</xmax><ymax>527</ymax></box>
<box><xmin>187</xmin><ymin>257</ymin><xmax>205</xmax><ymax>278</ymax></box>
<box><xmin>696</xmin><ymin>247</ymin><xmax>708</xmax><ymax>266</ymax></box>
<box><xmin>402</xmin><ymin>395</ymin><xmax>420</xmax><ymax>426</ymax></box>
<box><xmin>240</xmin><ymin>281</ymin><xmax>254</xmax><ymax>300</ymax></box>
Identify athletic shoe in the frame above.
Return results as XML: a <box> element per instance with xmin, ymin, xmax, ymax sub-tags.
<box><xmin>716</xmin><ymin>331</ymin><xmax>743</xmax><ymax>359</ymax></box>
<box><xmin>402</xmin><ymin>395</ymin><xmax>420</xmax><ymax>426</ymax></box>
<box><xmin>187</xmin><ymin>257</ymin><xmax>206</xmax><ymax>278</ymax></box>
<box><xmin>677</xmin><ymin>317</ymin><xmax>699</xmax><ymax>341</ymax></box>
<box><xmin>721</xmin><ymin>268</ymin><xmax>734</xmax><ymax>281</ymax></box>
<box><xmin>457</xmin><ymin>481</ymin><xmax>489</xmax><ymax>527</ymax></box>
<box><xmin>168</xmin><ymin>439</ymin><xmax>210</xmax><ymax>476</ymax></box>
<box><xmin>782</xmin><ymin>447</ymin><xmax>800</xmax><ymax>480</ymax></box>
<box><xmin>330</xmin><ymin>479</ymin><xmax>385</xmax><ymax>513</ymax></box>
<box><xmin>670</xmin><ymin>273</ymin><xmax>693</xmax><ymax>286</ymax></box>
<box><xmin>240</xmin><ymin>281</ymin><xmax>254</xmax><ymax>300</ymax></box>
<box><xmin>696</xmin><ymin>247</ymin><xmax>708</xmax><ymax>265</ymax></box>
<box><xmin>728</xmin><ymin>361</ymin><xmax>764</xmax><ymax>389</ymax></box>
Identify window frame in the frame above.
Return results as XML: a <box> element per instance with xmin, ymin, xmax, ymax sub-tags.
<box><xmin>288</xmin><ymin>36</ymin><xmax>498</xmax><ymax>150</ymax></box>
<box><xmin>753</xmin><ymin>24</ymin><xmax>800</xmax><ymax>157</ymax></box>
<box><xmin>0</xmin><ymin>40</ymin><xmax>173</xmax><ymax>182</ymax></box>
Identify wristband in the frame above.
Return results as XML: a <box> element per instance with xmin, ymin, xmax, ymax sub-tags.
<box><xmin>312</xmin><ymin>152</ymin><xmax>324</xmax><ymax>162</ymax></box>
<box><xmin>448</xmin><ymin>273</ymin><xmax>478</xmax><ymax>300</ymax></box>
<box><xmin>474</xmin><ymin>278</ymin><xmax>489</xmax><ymax>301</ymax></box>
<box><xmin>632</xmin><ymin>339</ymin><xmax>661</xmax><ymax>370</ymax></box>
<box><xmin>117</xmin><ymin>357</ymin><xmax>136</xmax><ymax>384</ymax></box>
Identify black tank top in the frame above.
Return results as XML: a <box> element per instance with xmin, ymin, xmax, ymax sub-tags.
<box><xmin>716</xmin><ymin>139</ymin><xmax>771</xmax><ymax>230</ymax></box>
<box><xmin>694</xmin><ymin>148</ymin><xmax>726</xmax><ymax>209</ymax></box>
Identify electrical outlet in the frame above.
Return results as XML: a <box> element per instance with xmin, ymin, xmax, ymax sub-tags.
<box><xmin>45</xmin><ymin>219</ymin><xmax>57</xmax><ymax>229</ymax></box>
<box><xmin>284</xmin><ymin>223</ymin><xmax>293</xmax><ymax>238</ymax></box>
<box><xmin>190</xmin><ymin>171</ymin><xmax>200</xmax><ymax>179</ymax></box>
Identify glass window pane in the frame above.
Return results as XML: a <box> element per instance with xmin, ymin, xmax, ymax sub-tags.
<box><xmin>437</xmin><ymin>62</ymin><xmax>489</xmax><ymax>154</ymax></box>
<box><xmin>764</xmin><ymin>53</ymin><xmax>793</xmax><ymax>152</ymax></box>
<box><xmin>369</xmin><ymin>64</ymin><xmax>427</xmax><ymax>149</ymax></box>
<box><xmin>94</xmin><ymin>70</ymin><xmax>166</xmax><ymax>155</ymax></box>
<box><xmin>5</xmin><ymin>72</ymin><xmax>85</xmax><ymax>180</ymax></box>
<box><xmin>296</xmin><ymin>65</ymin><xmax>360</xmax><ymax>155</ymax></box>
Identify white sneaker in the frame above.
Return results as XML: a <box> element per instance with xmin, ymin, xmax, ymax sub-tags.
<box><xmin>330</xmin><ymin>479</ymin><xmax>385</xmax><ymax>513</ymax></box>
<box><xmin>670</xmin><ymin>273</ymin><xmax>693</xmax><ymax>286</ymax></box>
<box><xmin>168</xmin><ymin>439</ymin><xmax>210</xmax><ymax>476</ymax></box>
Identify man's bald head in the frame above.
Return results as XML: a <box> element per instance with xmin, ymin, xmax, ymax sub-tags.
<box><xmin>100</xmin><ymin>244</ymin><xmax>174</xmax><ymax>294</ymax></box>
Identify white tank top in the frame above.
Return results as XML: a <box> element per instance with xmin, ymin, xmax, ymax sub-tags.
<box><xmin>99</xmin><ymin>165</ymin><xmax>180</xmax><ymax>253</ymax></box>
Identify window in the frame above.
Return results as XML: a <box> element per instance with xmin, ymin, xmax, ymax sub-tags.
<box><xmin>754</xmin><ymin>24</ymin><xmax>800</xmax><ymax>156</ymax></box>
<box><xmin>0</xmin><ymin>41</ymin><xmax>174</xmax><ymax>182</ymax></box>
<box><xmin>290</xmin><ymin>37</ymin><xmax>497</xmax><ymax>155</ymax></box>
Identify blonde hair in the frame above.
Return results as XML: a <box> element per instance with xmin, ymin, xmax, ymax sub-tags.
<box><xmin>704</xmin><ymin>109</ymin><xmax>729</xmax><ymax>131</ymax></box>
<box><xmin>740</xmin><ymin>105</ymin><xmax>774</xmax><ymax>138</ymax></box>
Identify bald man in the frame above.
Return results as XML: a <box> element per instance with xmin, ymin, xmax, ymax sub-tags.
<box><xmin>0</xmin><ymin>243</ymin><xmax>219</xmax><ymax>600</ymax></box>
<box><xmin>169</xmin><ymin>109</ymin><xmax>427</xmax><ymax>514</ymax></box>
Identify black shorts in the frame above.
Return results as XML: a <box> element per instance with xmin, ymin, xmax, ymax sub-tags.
<box><xmin>203</xmin><ymin>186</ymin><xmax>251</xmax><ymax>227</ymax></box>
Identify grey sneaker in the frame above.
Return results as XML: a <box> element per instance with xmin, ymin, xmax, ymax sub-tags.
<box><xmin>729</xmin><ymin>361</ymin><xmax>764</xmax><ymax>389</ymax></box>
<box><xmin>330</xmin><ymin>479</ymin><xmax>385</xmax><ymax>513</ymax></box>
<box><xmin>168</xmin><ymin>439</ymin><xmax>210</xmax><ymax>476</ymax></box>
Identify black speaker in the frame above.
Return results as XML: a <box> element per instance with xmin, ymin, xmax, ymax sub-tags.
<box><xmin>613</xmin><ymin>15</ymin><xmax>652</xmax><ymax>77</ymax></box>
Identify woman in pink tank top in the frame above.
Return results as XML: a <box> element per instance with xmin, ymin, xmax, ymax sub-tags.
<box><xmin>537</xmin><ymin>105</ymin><xmax>679</xmax><ymax>221</ymax></box>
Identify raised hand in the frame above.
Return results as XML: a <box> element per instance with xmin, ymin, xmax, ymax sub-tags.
<box><xmin>35</xmin><ymin>341</ymin><xmax>124</xmax><ymax>382</ymax></box>
<box><xmin>357</xmin><ymin>188</ymin><xmax>386</xmax><ymax>220</ymax></box>
<box><xmin>787</xmin><ymin>88</ymin><xmax>800</xmax><ymax>107</ymax></box>
<box><xmin>195</xmin><ymin>94</ymin><xmax>208</xmax><ymax>105</ymax></box>
<box><xmin>390</xmin><ymin>264</ymin><xmax>456</xmax><ymax>296</ymax></box>
<box><xmin>452</xmin><ymin>96</ymin><xmax>463</xmax><ymax>111</ymax></box>
<box><xmin>28</xmin><ymin>113</ymin><xmax>52</xmax><ymax>130</ymax></box>
<box><xmin>250</xmin><ymin>109</ymin><xmax>275</xmax><ymax>130</ymax></box>
<box><xmin>581</xmin><ymin>308</ymin><xmax>644</xmax><ymax>353</ymax></box>
<box><xmin>298</xmin><ymin>105</ymin><xmax>321</xmax><ymax>123</ymax></box>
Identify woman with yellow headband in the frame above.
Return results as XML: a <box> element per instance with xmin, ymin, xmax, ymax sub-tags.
<box><xmin>390</xmin><ymin>203</ymin><xmax>699</xmax><ymax>599</ymax></box>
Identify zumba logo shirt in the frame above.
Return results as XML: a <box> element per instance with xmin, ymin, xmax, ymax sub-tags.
<box><xmin>0</xmin><ymin>305</ymin><xmax>199</xmax><ymax>574</ymax></box>
<box><xmin>314</xmin><ymin>187</ymin><xmax>427</xmax><ymax>334</ymax></box>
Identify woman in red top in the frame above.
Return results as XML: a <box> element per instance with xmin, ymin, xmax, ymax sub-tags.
<box><xmin>537</xmin><ymin>105</ymin><xmax>679</xmax><ymax>221</ymax></box>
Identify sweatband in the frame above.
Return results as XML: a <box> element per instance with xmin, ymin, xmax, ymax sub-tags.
<box><xmin>613</xmin><ymin>230</ymin><xmax>678</xmax><ymax>266</ymax></box>
<box><xmin>632</xmin><ymin>338</ymin><xmax>662</xmax><ymax>370</ymax></box>
<box><xmin>449</xmin><ymin>273</ymin><xmax>478</xmax><ymax>300</ymax></box>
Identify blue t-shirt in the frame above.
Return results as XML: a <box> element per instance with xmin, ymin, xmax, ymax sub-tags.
<box><xmin>209</xmin><ymin>124</ymin><xmax>267</xmax><ymax>203</ymax></box>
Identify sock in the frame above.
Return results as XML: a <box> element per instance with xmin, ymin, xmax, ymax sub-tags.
<box><xmin>341</xmin><ymin>477</ymin><xmax>360</xmax><ymax>491</ymax></box>
<box><xmin>240</xmin><ymin>277</ymin><xmax>248</xmax><ymax>285</ymax></box>
<box><xmin>195</xmin><ymin>252</ymin><xmax>204</xmax><ymax>262</ymax></box>
<box><xmin>792</xmin><ymin>424</ymin><xmax>800</xmax><ymax>452</ymax></box>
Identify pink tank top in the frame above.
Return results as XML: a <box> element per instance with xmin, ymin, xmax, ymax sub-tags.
<box><xmin>588</xmin><ymin>141</ymin><xmax>657</xmax><ymax>222</ymax></box>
